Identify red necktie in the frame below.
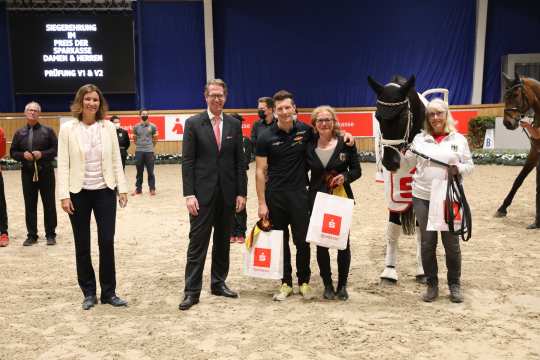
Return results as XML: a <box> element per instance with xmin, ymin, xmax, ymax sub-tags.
<box><xmin>213</xmin><ymin>116</ymin><xmax>221</xmax><ymax>150</ymax></box>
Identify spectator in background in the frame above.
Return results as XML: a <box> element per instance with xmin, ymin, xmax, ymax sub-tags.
<box><xmin>132</xmin><ymin>109</ymin><xmax>158</xmax><ymax>196</ymax></box>
<box><xmin>229</xmin><ymin>113</ymin><xmax>251</xmax><ymax>244</ymax></box>
<box><xmin>110</xmin><ymin>115</ymin><xmax>130</xmax><ymax>170</ymax></box>
<box><xmin>250</xmin><ymin>97</ymin><xmax>275</xmax><ymax>158</ymax></box>
<box><xmin>10</xmin><ymin>101</ymin><xmax>58</xmax><ymax>246</ymax></box>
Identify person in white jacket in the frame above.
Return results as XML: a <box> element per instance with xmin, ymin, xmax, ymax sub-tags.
<box><xmin>404</xmin><ymin>98</ymin><xmax>474</xmax><ymax>303</ymax></box>
<box><xmin>57</xmin><ymin>84</ymin><xmax>128</xmax><ymax>310</ymax></box>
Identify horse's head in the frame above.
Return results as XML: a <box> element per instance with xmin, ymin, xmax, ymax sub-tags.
<box><xmin>368</xmin><ymin>75</ymin><xmax>416</xmax><ymax>172</ymax></box>
<box><xmin>502</xmin><ymin>71</ymin><xmax>531</xmax><ymax>130</ymax></box>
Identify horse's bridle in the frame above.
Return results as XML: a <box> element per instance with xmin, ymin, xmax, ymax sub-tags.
<box><xmin>376</xmin><ymin>98</ymin><xmax>413</xmax><ymax>157</ymax></box>
<box><xmin>504</xmin><ymin>81</ymin><xmax>531</xmax><ymax>121</ymax></box>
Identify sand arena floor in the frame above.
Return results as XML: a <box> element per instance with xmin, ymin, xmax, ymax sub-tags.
<box><xmin>0</xmin><ymin>163</ymin><xmax>539</xmax><ymax>360</ymax></box>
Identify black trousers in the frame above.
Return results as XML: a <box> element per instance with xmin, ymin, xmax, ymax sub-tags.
<box><xmin>413</xmin><ymin>197</ymin><xmax>461</xmax><ymax>286</ymax></box>
<box><xmin>0</xmin><ymin>173</ymin><xmax>7</xmax><ymax>235</ymax></box>
<box><xmin>21</xmin><ymin>166</ymin><xmax>57</xmax><ymax>239</ymax></box>
<box><xmin>120</xmin><ymin>149</ymin><xmax>128</xmax><ymax>170</ymax></box>
<box><xmin>317</xmin><ymin>239</ymin><xmax>351</xmax><ymax>288</ymax></box>
<box><xmin>231</xmin><ymin>208</ymin><xmax>247</xmax><ymax>237</ymax></box>
<box><xmin>135</xmin><ymin>151</ymin><xmax>155</xmax><ymax>191</ymax></box>
<box><xmin>267</xmin><ymin>189</ymin><xmax>311</xmax><ymax>286</ymax></box>
<box><xmin>69</xmin><ymin>188</ymin><xmax>118</xmax><ymax>299</ymax></box>
<box><xmin>184</xmin><ymin>187</ymin><xmax>233</xmax><ymax>297</ymax></box>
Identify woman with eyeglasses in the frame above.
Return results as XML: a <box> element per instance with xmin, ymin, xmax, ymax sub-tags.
<box><xmin>305</xmin><ymin>105</ymin><xmax>361</xmax><ymax>300</ymax></box>
<box><xmin>405</xmin><ymin>98</ymin><xmax>473</xmax><ymax>303</ymax></box>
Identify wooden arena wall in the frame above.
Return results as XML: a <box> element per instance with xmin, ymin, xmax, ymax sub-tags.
<box><xmin>0</xmin><ymin>104</ymin><xmax>504</xmax><ymax>156</ymax></box>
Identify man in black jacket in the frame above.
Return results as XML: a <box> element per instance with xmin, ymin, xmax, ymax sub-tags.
<box><xmin>250</xmin><ymin>96</ymin><xmax>275</xmax><ymax>157</ymax></box>
<box><xmin>11</xmin><ymin>101</ymin><xmax>58</xmax><ymax>246</ymax></box>
<box><xmin>180</xmin><ymin>79</ymin><xmax>247</xmax><ymax>310</ymax></box>
<box><xmin>110</xmin><ymin>115</ymin><xmax>130</xmax><ymax>170</ymax></box>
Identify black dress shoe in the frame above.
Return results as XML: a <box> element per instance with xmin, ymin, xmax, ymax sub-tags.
<box><xmin>323</xmin><ymin>284</ymin><xmax>336</xmax><ymax>300</ymax></box>
<box><xmin>179</xmin><ymin>295</ymin><xmax>199</xmax><ymax>310</ymax></box>
<box><xmin>101</xmin><ymin>295</ymin><xmax>128</xmax><ymax>307</ymax></box>
<box><xmin>210</xmin><ymin>285</ymin><xmax>238</xmax><ymax>298</ymax></box>
<box><xmin>526</xmin><ymin>222</ymin><xmax>539</xmax><ymax>230</ymax></box>
<box><xmin>82</xmin><ymin>295</ymin><xmax>97</xmax><ymax>310</ymax></box>
<box><xmin>23</xmin><ymin>237</ymin><xmax>37</xmax><ymax>246</ymax></box>
<box><xmin>46</xmin><ymin>237</ymin><xmax>56</xmax><ymax>246</ymax></box>
<box><xmin>336</xmin><ymin>286</ymin><xmax>349</xmax><ymax>301</ymax></box>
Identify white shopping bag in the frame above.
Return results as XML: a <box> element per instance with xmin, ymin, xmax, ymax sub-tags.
<box><xmin>243</xmin><ymin>230</ymin><xmax>284</xmax><ymax>280</ymax></box>
<box><xmin>306</xmin><ymin>192</ymin><xmax>354</xmax><ymax>250</ymax></box>
<box><xmin>427</xmin><ymin>178</ymin><xmax>462</xmax><ymax>231</ymax></box>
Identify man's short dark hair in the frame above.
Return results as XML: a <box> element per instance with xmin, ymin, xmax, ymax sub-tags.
<box><xmin>272</xmin><ymin>90</ymin><xmax>294</xmax><ymax>105</ymax></box>
<box><xmin>139</xmin><ymin>109</ymin><xmax>147</xmax><ymax>115</ymax></box>
<box><xmin>258</xmin><ymin>97</ymin><xmax>274</xmax><ymax>109</ymax></box>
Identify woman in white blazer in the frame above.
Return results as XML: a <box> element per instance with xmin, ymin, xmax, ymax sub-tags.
<box><xmin>57</xmin><ymin>84</ymin><xmax>128</xmax><ymax>310</ymax></box>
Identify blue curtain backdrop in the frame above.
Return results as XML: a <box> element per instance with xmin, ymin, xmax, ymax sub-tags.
<box><xmin>482</xmin><ymin>0</ymin><xmax>540</xmax><ymax>104</ymax></box>
<box><xmin>138</xmin><ymin>1</ymin><xmax>206</xmax><ymax>110</ymax></box>
<box><xmin>0</xmin><ymin>3</ymin><xmax>13</xmax><ymax>112</ymax></box>
<box><xmin>213</xmin><ymin>0</ymin><xmax>476</xmax><ymax>108</ymax></box>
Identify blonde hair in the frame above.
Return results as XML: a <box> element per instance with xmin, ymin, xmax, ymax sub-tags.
<box><xmin>204</xmin><ymin>79</ymin><xmax>228</xmax><ymax>96</ymax></box>
<box><xmin>70</xmin><ymin>84</ymin><xmax>108</xmax><ymax>121</ymax></box>
<box><xmin>311</xmin><ymin>105</ymin><xmax>341</xmax><ymax>137</ymax></box>
<box><xmin>425</xmin><ymin>98</ymin><xmax>456</xmax><ymax>134</ymax></box>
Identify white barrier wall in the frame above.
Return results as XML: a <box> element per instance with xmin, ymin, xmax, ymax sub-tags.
<box><xmin>494</xmin><ymin>117</ymin><xmax>531</xmax><ymax>150</ymax></box>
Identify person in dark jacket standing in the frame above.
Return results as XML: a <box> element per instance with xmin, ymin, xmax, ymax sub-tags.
<box><xmin>11</xmin><ymin>101</ymin><xmax>58</xmax><ymax>246</ymax></box>
<box><xmin>179</xmin><ymin>79</ymin><xmax>247</xmax><ymax>311</ymax></box>
<box><xmin>110</xmin><ymin>115</ymin><xmax>130</xmax><ymax>170</ymax></box>
<box><xmin>228</xmin><ymin>113</ymin><xmax>251</xmax><ymax>243</ymax></box>
<box><xmin>250</xmin><ymin>97</ymin><xmax>275</xmax><ymax>157</ymax></box>
<box><xmin>306</xmin><ymin>105</ymin><xmax>361</xmax><ymax>301</ymax></box>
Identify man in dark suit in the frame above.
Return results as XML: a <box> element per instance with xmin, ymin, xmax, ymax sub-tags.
<box><xmin>179</xmin><ymin>79</ymin><xmax>247</xmax><ymax>310</ymax></box>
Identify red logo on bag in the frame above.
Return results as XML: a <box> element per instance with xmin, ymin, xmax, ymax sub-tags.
<box><xmin>444</xmin><ymin>201</ymin><xmax>462</xmax><ymax>222</ymax></box>
<box><xmin>322</xmin><ymin>214</ymin><xmax>341</xmax><ymax>236</ymax></box>
<box><xmin>254</xmin><ymin>248</ymin><xmax>271</xmax><ymax>268</ymax></box>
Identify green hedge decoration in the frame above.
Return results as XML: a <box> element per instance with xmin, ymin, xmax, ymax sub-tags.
<box><xmin>468</xmin><ymin>115</ymin><xmax>495</xmax><ymax>149</ymax></box>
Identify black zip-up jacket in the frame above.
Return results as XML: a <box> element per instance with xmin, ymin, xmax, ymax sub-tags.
<box><xmin>11</xmin><ymin>123</ymin><xmax>58</xmax><ymax>171</ymax></box>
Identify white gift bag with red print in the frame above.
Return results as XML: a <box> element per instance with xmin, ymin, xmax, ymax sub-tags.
<box><xmin>243</xmin><ymin>230</ymin><xmax>284</xmax><ymax>280</ymax></box>
<box><xmin>307</xmin><ymin>192</ymin><xmax>354</xmax><ymax>250</ymax></box>
<box><xmin>427</xmin><ymin>178</ymin><xmax>462</xmax><ymax>231</ymax></box>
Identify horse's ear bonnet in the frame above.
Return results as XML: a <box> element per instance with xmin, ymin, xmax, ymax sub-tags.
<box><xmin>367</xmin><ymin>76</ymin><xmax>384</xmax><ymax>95</ymax></box>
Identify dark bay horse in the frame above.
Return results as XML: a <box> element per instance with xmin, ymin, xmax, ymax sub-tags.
<box><xmin>368</xmin><ymin>75</ymin><xmax>426</xmax><ymax>284</ymax></box>
<box><xmin>494</xmin><ymin>73</ymin><xmax>540</xmax><ymax>229</ymax></box>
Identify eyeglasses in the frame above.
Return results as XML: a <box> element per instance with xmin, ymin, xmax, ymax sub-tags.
<box><xmin>428</xmin><ymin>111</ymin><xmax>445</xmax><ymax>117</ymax></box>
<box><xmin>316</xmin><ymin>118</ymin><xmax>333</xmax><ymax>124</ymax></box>
<box><xmin>208</xmin><ymin>94</ymin><xmax>225</xmax><ymax>100</ymax></box>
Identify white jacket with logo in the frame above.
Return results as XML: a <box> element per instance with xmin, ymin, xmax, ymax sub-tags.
<box><xmin>403</xmin><ymin>130</ymin><xmax>474</xmax><ymax>200</ymax></box>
